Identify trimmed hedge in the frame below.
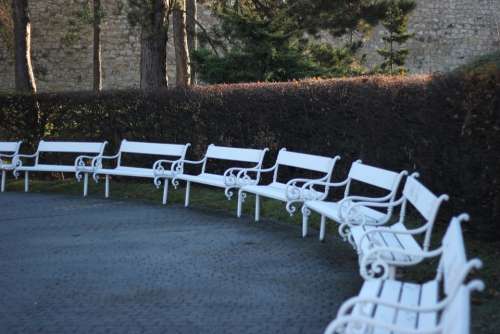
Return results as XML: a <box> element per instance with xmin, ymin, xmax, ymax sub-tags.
<box><xmin>0</xmin><ymin>74</ymin><xmax>499</xmax><ymax>240</ymax></box>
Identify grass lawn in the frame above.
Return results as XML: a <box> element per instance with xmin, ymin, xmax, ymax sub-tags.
<box><xmin>2</xmin><ymin>177</ymin><xmax>499</xmax><ymax>333</ymax></box>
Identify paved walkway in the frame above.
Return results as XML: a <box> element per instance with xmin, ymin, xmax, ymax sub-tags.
<box><xmin>0</xmin><ymin>192</ymin><xmax>361</xmax><ymax>334</ymax></box>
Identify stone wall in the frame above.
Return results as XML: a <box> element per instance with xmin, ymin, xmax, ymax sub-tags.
<box><xmin>361</xmin><ymin>0</ymin><xmax>500</xmax><ymax>73</ymax></box>
<box><xmin>0</xmin><ymin>0</ymin><xmax>499</xmax><ymax>92</ymax></box>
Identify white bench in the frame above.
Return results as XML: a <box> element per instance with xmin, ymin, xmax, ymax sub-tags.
<box><xmin>298</xmin><ymin>161</ymin><xmax>407</xmax><ymax>241</ymax></box>
<box><xmin>237</xmin><ymin>148</ymin><xmax>340</xmax><ymax>221</ymax></box>
<box><xmin>349</xmin><ymin>174</ymin><xmax>449</xmax><ymax>280</ymax></box>
<box><xmin>13</xmin><ymin>140</ymin><xmax>107</xmax><ymax>196</ymax></box>
<box><xmin>324</xmin><ymin>214</ymin><xmax>484</xmax><ymax>334</ymax></box>
<box><xmin>0</xmin><ymin>141</ymin><xmax>22</xmax><ymax>192</ymax></box>
<box><xmin>92</xmin><ymin>139</ymin><xmax>190</xmax><ymax>204</ymax></box>
<box><xmin>170</xmin><ymin>144</ymin><xmax>268</xmax><ymax>207</ymax></box>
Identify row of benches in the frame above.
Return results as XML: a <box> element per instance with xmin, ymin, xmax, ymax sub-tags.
<box><xmin>0</xmin><ymin>139</ymin><xmax>484</xmax><ymax>334</ymax></box>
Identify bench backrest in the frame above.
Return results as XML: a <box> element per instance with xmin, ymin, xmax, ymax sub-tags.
<box><xmin>347</xmin><ymin>161</ymin><xmax>404</xmax><ymax>191</ymax></box>
<box><xmin>0</xmin><ymin>141</ymin><xmax>22</xmax><ymax>153</ymax></box>
<box><xmin>119</xmin><ymin>140</ymin><xmax>188</xmax><ymax>157</ymax></box>
<box><xmin>274</xmin><ymin>149</ymin><xmax>336</xmax><ymax>181</ymax></box>
<box><xmin>399</xmin><ymin>175</ymin><xmax>448</xmax><ymax>249</ymax></box>
<box><xmin>37</xmin><ymin>140</ymin><xmax>106</xmax><ymax>154</ymax></box>
<box><xmin>204</xmin><ymin>144</ymin><xmax>267</xmax><ymax>163</ymax></box>
<box><xmin>343</xmin><ymin>161</ymin><xmax>407</xmax><ymax>220</ymax></box>
<box><xmin>441</xmin><ymin>285</ymin><xmax>471</xmax><ymax>334</ymax></box>
<box><xmin>440</xmin><ymin>215</ymin><xmax>469</xmax><ymax>295</ymax></box>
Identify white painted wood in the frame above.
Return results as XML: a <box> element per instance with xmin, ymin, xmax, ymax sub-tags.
<box><xmin>441</xmin><ymin>286</ymin><xmax>469</xmax><ymax>334</ymax></box>
<box><xmin>441</xmin><ymin>217</ymin><xmax>468</xmax><ymax>295</ymax></box>
<box><xmin>372</xmin><ymin>280</ymin><xmax>402</xmax><ymax>334</ymax></box>
<box><xmin>0</xmin><ymin>141</ymin><xmax>20</xmax><ymax>152</ymax></box>
<box><xmin>276</xmin><ymin>150</ymin><xmax>333</xmax><ymax>173</ymax></box>
<box><xmin>119</xmin><ymin>140</ymin><xmax>187</xmax><ymax>156</ymax></box>
<box><xmin>345</xmin><ymin>279</ymin><xmax>382</xmax><ymax>333</ymax></box>
<box><xmin>403</xmin><ymin>176</ymin><xmax>441</xmax><ymax>221</ymax></box>
<box><xmin>348</xmin><ymin>162</ymin><xmax>400</xmax><ymax>191</ymax></box>
<box><xmin>38</xmin><ymin>141</ymin><xmax>105</xmax><ymax>153</ymax></box>
<box><xmin>417</xmin><ymin>281</ymin><xmax>439</xmax><ymax>330</ymax></box>
<box><xmin>394</xmin><ymin>282</ymin><xmax>420</xmax><ymax>329</ymax></box>
<box><xmin>205</xmin><ymin>145</ymin><xmax>265</xmax><ymax>163</ymax></box>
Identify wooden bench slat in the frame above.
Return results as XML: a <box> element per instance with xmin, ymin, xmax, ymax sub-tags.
<box><xmin>417</xmin><ymin>280</ymin><xmax>439</xmax><ymax>330</ymax></box>
<box><xmin>372</xmin><ymin>280</ymin><xmax>403</xmax><ymax>334</ymax></box>
<box><xmin>346</xmin><ymin>279</ymin><xmax>383</xmax><ymax>333</ymax></box>
<box><xmin>394</xmin><ymin>282</ymin><xmax>421</xmax><ymax>329</ymax></box>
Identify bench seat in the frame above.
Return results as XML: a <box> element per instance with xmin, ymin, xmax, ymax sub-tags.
<box><xmin>176</xmin><ymin>172</ymin><xmax>227</xmax><ymax>188</ymax></box>
<box><xmin>0</xmin><ymin>162</ymin><xmax>16</xmax><ymax>170</ymax></box>
<box><xmin>96</xmin><ymin>166</ymin><xmax>173</xmax><ymax>178</ymax></box>
<box><xmin>240</xmin><ymin>182</ymin><xmax>288</xmax><ymax>201</ymax></box>
<box><xmin>306</xmin><ymin>200</ymin><xmax>386</xmax><ymax>225</ymax></box>
<box><xmin>351</xmin><ymin>222</ymin><xmax>423</xmax><ymax>265</ymax></box>
<box><xmin>344</xmin><ymin>279</ymin><xmax>438</xmax><ymax>334</ymax></box>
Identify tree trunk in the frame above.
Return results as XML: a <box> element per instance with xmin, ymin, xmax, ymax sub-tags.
<box><xmin>140</xmin><ymin>0</ymin><xmax>168</xmax><ymax>90</ymax></box>
<box><xmin>173</xmin><ymin>0</ymin><xmax>191</xmax><ymax>87</ymax></box>
<box><xmin>93</xmin><ymin>0</ymin><xmax>102</xmax><ymax>91</ymax></box>
<box><xmin>12</xmin><ymin>0</ymin><xmax>36</xmax><ymax>93</ymax></box>
<box><xmin>186</xmin><ymin>0</ymin><xmax>196</xmax><ymax>83</ymax></box>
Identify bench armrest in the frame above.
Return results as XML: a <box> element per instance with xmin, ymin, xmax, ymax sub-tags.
<box><xmin>12</xmin><ymin>153</ymin><xmax>38</xmax><ymax>176</ymax></box>
<box><xmin>284</xmin><ymin>176</ymin><xmax>331</xmax><ymax>214</ymax></box>
<box><xmin>356</xmin><ymin>223</ymin><xmax>431</xmax><ymax>253</ymax></box>
<box><xmin>299</xmin><ymin>178</ymin><xmax>350</xmax><ymax>201</ymax></box>
<box><xmin>234</xmin><ymin>164</ymin><xmax>277</xmax><ymax>186</ymax></box>
<box><xmin>170</xmin><ymin>158</ymin><xmax>207</xmax><ymax>188</ymax></box>
<box><xmin>74</xmin><ymin>155</ymin><xmax>101</xmax><ymax>181</ymax></box>
<box><xmin>152</xmin><ymin>158</ymin><xmax>182</xmax><ymax>188</ymax></box>
<box><xmin>324</xmin><ymin>314</ymin><xmax>437</xmax><ymax>334</ymax></box>
<box><xmin>337</xmin><ymin>294</ymin><xmax>445</xmax><ymax>319</ymax></box>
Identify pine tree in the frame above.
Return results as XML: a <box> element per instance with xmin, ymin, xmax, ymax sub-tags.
<box><xmin>192</xmin><ymin>0</ymin><xmax>385</xmax><ymax>83</ymax></box>
<box><xmin>376</xmin><ymin>0</ymin><xmax>415</xmax><ymax>74</ymax></box>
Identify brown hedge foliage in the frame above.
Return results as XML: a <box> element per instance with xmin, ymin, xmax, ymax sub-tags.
<box><xmin>0</xmin><ymin>74</ymin><xmax>499</xmax><ymax>240</ymax></box>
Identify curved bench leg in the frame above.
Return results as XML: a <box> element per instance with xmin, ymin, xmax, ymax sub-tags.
<box><xmin>105</xmin><ymin>175</ymin><xmax>110</xmax><ymax>198</ymax></box>
<box><xmin>319</xmin><ymin>215</ymin><xmax>326</xmax><ymax>241</ymax></box>
<box><xmin>162</xmin><ymin>180</ymin><xmax>169</xmax><ymax>205</ymax></box>
<box><xmin>24</xmin><ymin>171</ymin><xmax>29</xmax><ymax>192</ymax></box>
<box><xmin>255</xmin><ymin>195</ymin><xmax>260</xmax><ymax>222</ymax></box>
<box><xmin>1</xmin><ymin>170</ymin><xmax>5</xmax><ymax>192</ymax></box>
<box><xmin>185</xmin><ymin>181</ymin><xmax>191</xmax><ymax>207</ymax></box>
<box><xmin>83</xmin><ymin>173</ymin><xmax>88</xmax><ymax>197</ymax></box>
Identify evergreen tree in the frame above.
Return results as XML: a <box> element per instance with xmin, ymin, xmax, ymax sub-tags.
<box><xmin>192</xmin><ymin>0</ymin><xmax>383</xmax><ymax>83</ymax></box>
<box><xmin>376</xmin><ymin>0</ymin><xmax>415</xmax><ymax>74</ymax></box>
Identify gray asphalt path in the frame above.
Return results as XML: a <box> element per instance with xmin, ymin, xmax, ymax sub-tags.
<box><xmin>0</xmin><ymin>192</ymin><xmax>361</xmax><ymax>334</ymax></box>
